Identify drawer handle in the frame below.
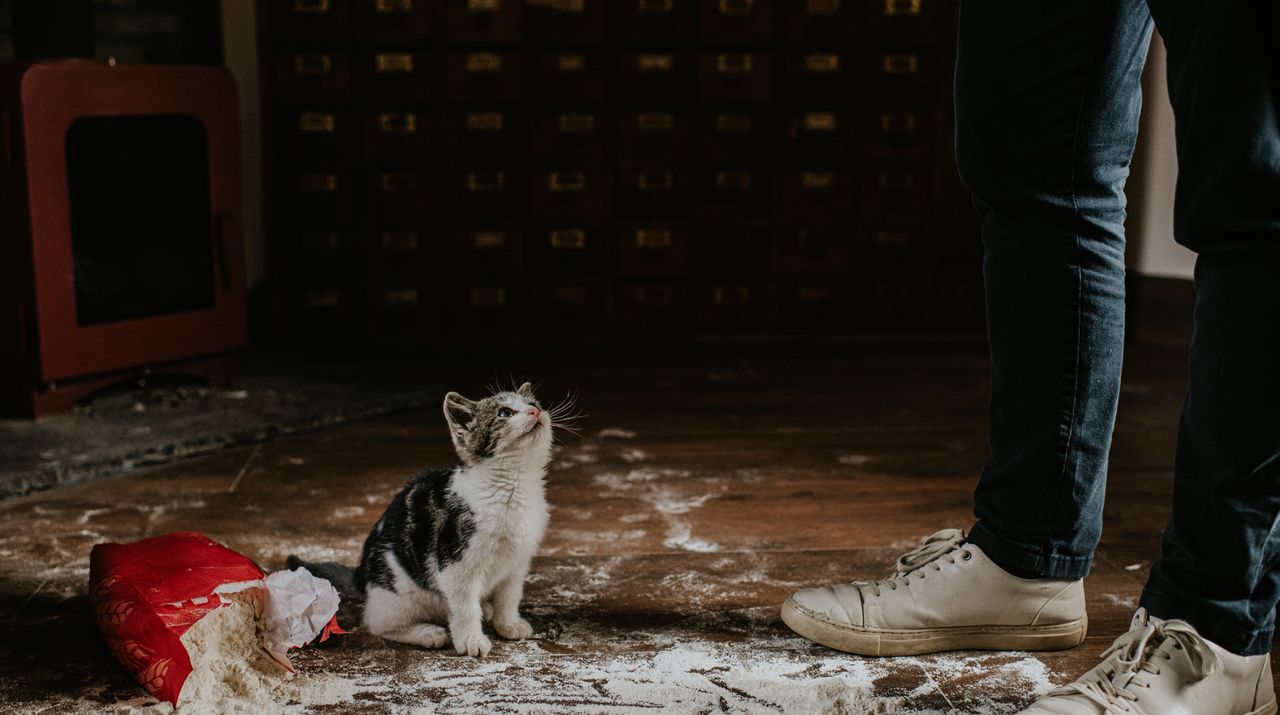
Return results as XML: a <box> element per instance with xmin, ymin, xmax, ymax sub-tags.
<box><xmin>719</xmin><ymin>0</ymin><xmax>753</xmax><ymax>14</ymax></box>
<box><xmin>636</xmin><ymin>229</ymin><xmax>672</xmax><ymax>248</ymax></box>
<box><xmin>878</xmin><ymin>170</ymin><xmax>915</xmax><ymax>190</ymax></box>
<box><xmin>375</xmin><ymin>52</ymin><xmax>414</xmax><ymax>73</ymax></box>
<box><xmin>880</xmin><ymin>112</ymin><xmax>918</xmax><ymax>134</ymax></box>
<box><xmin>637</xmin><ymin>112</ymin><xmax>674</xmax><ymax>132</ymax></box>
<box><xmin>467</xmin><ymin>0</ymin><xmax>500</xmax><ymax>12</ymax></box>
<box><xmin>550</xmin><ymin>228</ymin><xmax>586</xmax><ymax>249</ymax></box>
<box><xmin>637</xmin><ymin>171</ymin><xmax>674</xmax><ymax>191</ymax></box>
<box><xmin>293</xmin><ymin>0</ymin><xmax>330</xmax><ymax>13</ymax></box>
<box><xmin>378</xmin><ymin>112</ymin><xmax>417</xmax><ymax>134</ymax></box>
<box><xmin>715</xmin><ymin>113</ymin><xmax>752</xmax><ymax>132</ymax></box>
<box><xmin>551</xmin><ymin>285</ymin><xmax>589</xmax><ymax>304</ymax></box>
<box><xmin>806</xmin><ymin>0</ymin><xmax>840</xmax><ymax>14</ymax></box>
<box><xmin>546</xmin><ymin>0</ymin><xmax>585</xmax><ymax>12</ymax></box>
<box><xmin>306</xmin><ymin>290</ymin><xmax>341</xmax><ymax>308</ymax></box>
<box><xmin>716</xmin><ymin>53</ymin><xmax>753</xmax><ymax>74</ymax></box>
<box><xmin>636</xmin><ymin>286</ymin><xmax>672</xmax><ymax>305</ymax></box>
<box><xmin>802</xmin><ymin>112</ymin><xmax>837</xmax><ymax>131</ymax></box>
<box><xmin>713</xmin><ymin>286</ymin><xmax>750</xmax><ymax>306</ymax></box>
<box><xmin>716</xmin><ymin>170</ymin><xmax>752</xmax><ymax>190</ymax></box>
<box><xmin>557</xmin><ymin>53</ymin><xmax>585</xmax><ymax>72</ymax></box>
<box><xmin>302</xmin><ymin>231</ymin><xmax>339</xmax><ymax>251</ymax></box>
<box><xmin>466</xmin><ymin>53</ymin><xmax>504</xmax><ymax>73</ymax></box>
<box><xmin>637</xmin><ymin>0</ymin><xmax>672</xmax><ymax>11</ymax></box>
<box><xmin>467</xmin><ymin>171</ymin><xmax>505</xmax><ymax>191</ymax></box>
<box><xmin>549</xmin><ymin>171</ymin><xmax>586</xmax><ymax>191</ymax></box>
<box><xmin>300</xmin><ymin>173</ymin><xmax>337</xmax><ymax>193</ymax></box>
<box><xmin>375</xmin><ymin>0</ymin><xmax>412</xmax><ymax>12</ymax></box>
<box><xmin>798</xmin><ymin>286</ymin><xmax>833</xmax><ymax>303</ymax></box>
<box><xmin>884</xmin><ymin>0</ymin><xmax>921</xmax><ymax>16</ymax></box>
<box><xmin>293</xmin><ymin>54</ymin><xmax>333</xmax><ymax>76</ymax></box>
<box><xmin>801</xmin><ymin>171</ymin><xmax>835</xmax><ymax>189</ymax></box>
<box><xmin>557</xmin><ymin>113</ymin><xmax>596</xmax><ymax>132</ymax></box>
<box><xmin>380</xmin><ymin>172</ymin><xmax>416</xmax><ymax>192</ymax></box>
<box><xmin>381</xmin><ymin>231</ymin><xmax>419</xmax><ymax>250</ymax></box>
<box><xmin>876</xmin><ymin>229</ymin><xmax>912</xmax><ymax>246</ymax></box>
<box><xmin>298</xmin><ymin>112</ymin><xmax>336</xmax><ymax>134</ymax></box>
<box><xmin>882</xmin><ymin>53</ymin><xmax>920</xmax><ymax>75</ymax></box>
<box><xmin>637</xmin><ymin>54</ymin><xmax>674</xmax><ymax>72</ymax></box>
<box><xmin>470</xmin><ymin>287</ymin><xmax>507</xmax><ymax>306</ymax></box>
<box><xmin>466</xmin><ymin>112</ymin><xmax>504</xmax><ymax>131</ymax></box>
<box><xmin>471</xmin><ymin>230</ymin><xmax>507</xmax><ymax>249</ymax></box>
<box><xmin>805</xmin><ymin>53</ymin><xmax>840</xmax><ymax>73</ymax></box>
<box><xmin>384</xmin><ymin>288</ymin><xmax>420</xmax><ymax>307</ymax></box>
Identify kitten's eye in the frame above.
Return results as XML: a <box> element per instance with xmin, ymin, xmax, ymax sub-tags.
<box><xmin>498</xmin><ymin>407</ymin><xmax>515</xmax><ymax>418</ymax></box>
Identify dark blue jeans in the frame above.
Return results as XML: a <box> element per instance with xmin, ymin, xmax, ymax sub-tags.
<box><xmin>956</xmin><ymin>0</ymin><xmax>1280</xmax><ymax>656</ymax></box>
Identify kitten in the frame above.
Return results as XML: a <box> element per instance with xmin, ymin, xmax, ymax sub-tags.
<box><xmin>290</xmin><ymin>382</ymin><xmax>554</xmax><ymax>656</ymax></box>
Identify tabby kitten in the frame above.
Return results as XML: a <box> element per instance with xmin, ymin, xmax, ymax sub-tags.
<box><xmin>291</xmin><ymin>383</ymin><xmax>554</xmax><ymax>656</ymax></box>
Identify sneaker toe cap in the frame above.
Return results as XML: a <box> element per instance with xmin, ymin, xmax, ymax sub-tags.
<box><xmin>789</xmin><ymin>585</ymin><xmax>864</xmax><ymax>627</ymax></box>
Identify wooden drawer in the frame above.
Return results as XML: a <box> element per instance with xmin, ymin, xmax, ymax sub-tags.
<box><xmin>698</xmin><ymin>111</ymin><xmax>770</xmax><ymax>163</ymax></box>
<box><xmin>445</xmin><ymin>282</ymin><xmax>523</xmax><ymax>334</ymax></box>
<box><xmin>694</xmin><ymin>282</ymin><xmax>767</xmax><ymax>332</ymax></box>
<box><xmin>865</xmin><ymin>0</ymin><xmax>939</xmax><ymax>45</ymax></box>
<box><xmin>530</xmin><ymin>112</ymin><xmax>607</xmax><ymax>164</ymax></box>
<box><xmin>364</xmin><ymin>228</ymin><xmax>432</xmax><ymax>282</ymax></box>
<box><xmin>782</xmin><ymin>110</ymin><xmax>856</xmax><ymax>163</ymax></box>
<box><xmin>530</xmin><ymin>0</ymin><xmax>606</xmax><ymax>42</ymax></box>
<box><xmin>536</xmin><ymin>51</ymin><xmax>606</xmax><ymax>102</ymax></box>
<box><xmin>934</xmin><ymin>274</ymin><xmax>985</xmax><ymax>333</ymax></box>
<box><xmin>529</xmin><ymin>169</ymin><xmax>611</xmax><ymax>223</ymax></box>
<box><xmin>698</xmin><ymin>52</ymin><xmax>771</xmax><ymax>103</ymax></box>
<box><xmin>698</xmin><ymin>0</ymin><xmax>774</xmax><ymax>42</ymax></box>
<box><xmin>616</xmin><ymin>282</ymin><xmax>691</xmax><ymax>334</ymax></box>
<box><xmin>782</xmin><ymin>52</ymin><xmax>851</xmax><ymax>104</ymax></box>
<box><xmin>616</xmin><ymin>0</ymin><xmax>694</xmax><ymax>42</ymax></box>
<box><xmin>288</xmin><ymin>227</ymin><xmax>362</xmax><ymax>281</ymax></box>
<box><xmin>691</xmin><ymin>224</ymin><xmax>771</xmax><ymax>275</ymax></box>
<box><xmin>783</xmin><ymin>0</ymin><xmax>857</xmax><ymax>45</ymax></box>
<box><xmin>776</xmin><ymin>224</ymin><xmax>854</xmax><ymax>274</ymax></box>
<box><xmin>618</xmin><ymin>52</ymin><xmax>693</xmax><ymax>103</ymax></box>
<box><xmin>278</xmin><ymin>110</ymin><xmax>355</xmax><ymax>163</ymax></box>
<box><xmin>446</xmin><ymin>0</ymin><xmax>522</xmax><ymax>42</ymax></box>
<box><xmin>618</xmin><ymin>168</ymin><xmax>693</xmax><ymax>218</ymax></box>
<box><xmin>863</xmin><ymin>108</ymin><xmax>933</xmax><ymax>159</ymax></box>
<box><xmin>617</xmin><ymin>223</ymin><xmax>689</xmax><ymax>276</ymax></box>
<box><xmin>275</xmin><ymin>52</ymin><xmax>352</xmax><ymax>102</ymax></box>
<box><xmin>775</xmin><ymin>281</ymin><xmax>850</xmax><ymax>333</ymax></box>
<box><xmin>697</xmin><ymin>168</ymin><xmax>771</xmax><ymax>220</ymax></box>
<box><xmin>360</xmin><ymin>111</ymin><xmax>433</xmax><ymax>163</ymax></box>
<box><xmin>354</xmin><ymin>0</ymin><xmax>432</xmax><ymax>43</ymax></box>
<box><xmin>530</xmin><ymin>280</ymin><xmax>610</xmax><ymax>335</ymax></box>
<box><xmin>356</xmin><ymin>51</ymin><xmax>432</xmax><ymax>103</ymax></box>
<box><xmin>863</xmin><ymin>50</ymin><xmax>938</xmax><ymax>101</ymax></box>
<box><xmin>937</xmin><ymin>163</ymin><xmax>972</xmax><ymax>220</ymax></box>
<box><xmin>855</xmin><ymin>279</ymin><xmax>935</xmax><ymax>332</ymax></box>
<box><xmin>442</xmin><ymin>110</ymin><xmax>523</xmax><ymax>164</ymax></box>
<box><xmin>288</xmin><ymin>286</ymin><xmax>363</xmax><ymax>340</ymax></box>
<box><xmin>270</xmin><ymin>0</ymin><xmax>350</xmax><ymax>45</ymax></box>
<box><xmin>288</xmin><ymin>170</ymin><xmax>355</xmax><ymax>224</ymax></box>
<box><xmin>366</xmin><ymin>284</ymin><xmax>432</xmax><ymax>341</ymax></box>
<box><xmin>364</xmin><ymin>170</ymin><xmax>435</xmax><ymax>222</ymax></box>
<box><xmin>446</xmin><ymin>51</ymin><xmax>521</xmax><ymax>102</ymax></box>
<box><xmin>527</xmin><ymin>226</ymin><xmax>611</xmax><ymax>276</ymax></box>
<box><xmin>448</xmin><ymin>168</ymin><xmax>523</xmax><ymax>217</ymax></box>
<box><xmin>781</xmin><ymin>170</ymin><xmax>854</xmax><ymax>221</ymax></box>
<box><xmin>856</xmin><ymin>224</ymin><xmax>937</xmax><ymax>281</ymax></box>
<box><xmin>617</xmin><ymin>111</ymin><xmax>691</xmax><ymax>165</ymax></box>
<box><xmin>861</xmin><ymin>163</ymin><xmax>935</xmax><ymax>222</ymax></box>
<box><xmin>444</xmin><ymin>226</ymin><xmax>524</xmax><ymax>275</ymax></box>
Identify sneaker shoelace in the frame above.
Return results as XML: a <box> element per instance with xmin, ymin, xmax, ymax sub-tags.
<box><xmin>1048</xmin><ymin>616</ymin><xmax>1222</xmax><ymax>712</ymax></box>
<box><xmin>864</xmin><ymin>528</ymin><xmax>970</xmax><ymax>598</ymax></box>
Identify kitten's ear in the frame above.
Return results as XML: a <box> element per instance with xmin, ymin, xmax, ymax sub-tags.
<box><xmin>443</xmin><ymin>392</ymin><xmax>477</xmax><ymax>433</ymax></box>
<box><xmin>516</xmin><ymin>382</ymin><xmax>535</xmax><ymax>399</ymax></box>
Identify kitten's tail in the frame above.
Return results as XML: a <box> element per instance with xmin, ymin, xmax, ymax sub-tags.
<box><xmin>286</xmin><ymin>555</ymin><xmax>359</xmax><ymax>595</ymax></box>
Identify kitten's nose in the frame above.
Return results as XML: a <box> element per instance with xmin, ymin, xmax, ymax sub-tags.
<box><xmin>529</xmin><ymin>407</ymin><xmax>541</xmax><ymax>420</ymax></box>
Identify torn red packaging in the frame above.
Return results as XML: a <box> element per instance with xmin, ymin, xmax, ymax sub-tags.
<box><xmin>88</xmin><ymin>531</ymin><xmax>344</xmax><ymax>706</ymax></box>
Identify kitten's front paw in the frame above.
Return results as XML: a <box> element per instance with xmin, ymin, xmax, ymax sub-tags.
<box><xmin>454</xmin><ymin>634</ymin><xmax>493</xmax><ymax>657</ymax></box>
<box><xmin>494</xmin><ymin>617</ymin><xmax>534</xmax><ymax>640</ymax></box>
<box><xmin>481</xmin><ymin>601</ymin><xmax>494</xmax><ymax>623</ymax></box>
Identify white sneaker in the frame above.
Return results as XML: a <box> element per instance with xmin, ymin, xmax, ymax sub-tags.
<box><xmin>1019</xmin><ymin>608</ymin><xmax>1277</xmax><ymax>715</ymax></box>
<box><xmin>780</xmin><ymin>528</ymin><xmax>1088</xmax><ymax>656</ymax></box>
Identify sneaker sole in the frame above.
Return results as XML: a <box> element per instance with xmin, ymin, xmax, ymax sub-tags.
<box><xmin>780</xmin><ymin>598</ymin><xmax>1088</xmax><ymax>657</ymax></box>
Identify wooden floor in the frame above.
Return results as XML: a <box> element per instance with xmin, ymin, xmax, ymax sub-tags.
<box><xmin>0</xmin><ymin>340</ymin><xmax>1271</xmax><ymax>713</ymax></box>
